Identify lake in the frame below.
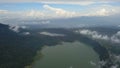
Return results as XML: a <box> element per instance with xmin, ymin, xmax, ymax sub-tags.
<box><xmin>32</xmin><ymin>41</ymin><xmax>99</xmax><ymax>68</ymax></box>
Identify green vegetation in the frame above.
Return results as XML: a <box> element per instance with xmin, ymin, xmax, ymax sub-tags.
<box><xmin>0</xmin><ymin>23</ymin><xmax>117</xmax><ymax>68</ymax></box>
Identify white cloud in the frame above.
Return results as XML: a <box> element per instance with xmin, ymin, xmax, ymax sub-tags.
<box><xmin>116</xmin><ymin>31</ymin><xmax>120</xmax><ymax>36</ymax></box>
<box><xmin>90</xmin><ymin>61</ymin><xmax>96</xmax><ymax>66</ymax></box>
<box><xmin>21</xmin><ymin>26</ymin><xmax>28</xmax><ymax>29</ymax></box>
<box><xmin>41</xmin><ymin>1</ymin><xmax>96</xmax><ymax>5</ymax></box>
<box><xmin>25</xmin><ymin>10</ymin><xmax>45</xmax><ymax>18</ymax></box>
<box><xmin>0</xmin><ymin>5</ymin><xmax>79</xmax><ymax>22</ymax></box>
<box><xmin>40</xmin><ymin>21</ymin><xmax>50</xmax><ymax>24</ymax></box>
<box><xmin>9</xmin><ymin>25</ymin><xmax>28</xmax><ymax>33</ymax></box>
<box><xmin>40</xmin><ymin>32</ymin><xmax>65</xmax><ymax>37</ymax></box>
<box><xmin>110</xmin><ymin>65</ymin><xmax>118</xmax><ymax>68</ymax></box>
<box><xmin>78</xmin><ymin>29</ymin><xmax>120</xmax><ymax>43</ymax></box>
<box><xmin>23</xmin><ymin>32</ymin><xmax>30</xmax><ymax>35</ymax></box>
<box><xmin>43</xmin><ymin>5</ymin><xmax>77</xmax><ymax>18</ymax></box>
<box><xmin>96</xmin><ymin>8</ymin><xmax>110</xmax><ymax>16</ymax></box>
<box><xmin>98</xmin><ymin>60</ymin><xmax>107</xmax><ymax>66</ymax></box>
<box><xmin>111</xmin><ymin>31</ymin><xmax>120</xmax><ymax>43</ymax></box>
<box><xmin>43</xmin><ymin>4</ymin><xmax>120</xmax><ymax>17</ymax></box>
<box><xmin>0</xmin><ymin>10</ymin><xmax>9</xmax><ymax>14</ymax></box>
<box><xmin>0</xmin><ymin>4</ymin><xmax>120</xmax><ymax>25</ymax></box>
<box><xmin>110</xmin><ymin>54</ymin><xmax>120</xmax><ymax>63</ymax></box>
<box><xmin>79</xmin><ymin>29</ymin><xmax>109</xmax><ymax>40</ymax></box>
<box><xmin>118</xmin><ymin>25</ymin><xmax>120</xmax><ymax>27</ymax></box>
<box><xmin>88</xmin><ymin>5</ymin><xmax>120</xmax><ymax>16</ymax></box>
<box><xmin>9</xmin><ymin>25</ymin><xmax>20</xmax><ymax>33</ymax></box>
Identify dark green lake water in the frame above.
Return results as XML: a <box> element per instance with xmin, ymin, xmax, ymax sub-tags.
<box><xmin>33</xmin><ymin>41</ymin><xmax>99</xmax><ymax>68</ymax></box>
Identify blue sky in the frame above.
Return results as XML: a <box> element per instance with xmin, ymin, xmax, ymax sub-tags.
<box><xmin>0</xmin><ymin>3</ymin><xmax>88</xmax><ymax>11</ymax></box>
<box><xmin>0</xmin><ymin>2</ymin><xmax>119</xmax><ymax>11</ymax></box>
<box><xmin>0</xmin><ymin>1</ymin><xmax>120</xmax><ymax>25</ymax></box>
<box><xmin>0</xmin><ymin>3</ymin><xmax>44</xmax><ymax>11</ymax></box>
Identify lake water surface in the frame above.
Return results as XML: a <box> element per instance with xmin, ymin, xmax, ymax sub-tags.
<box><xmin>33</xmin><ymin>41</ymin><xmax>99</xmax><ymax>68</ymax></box>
